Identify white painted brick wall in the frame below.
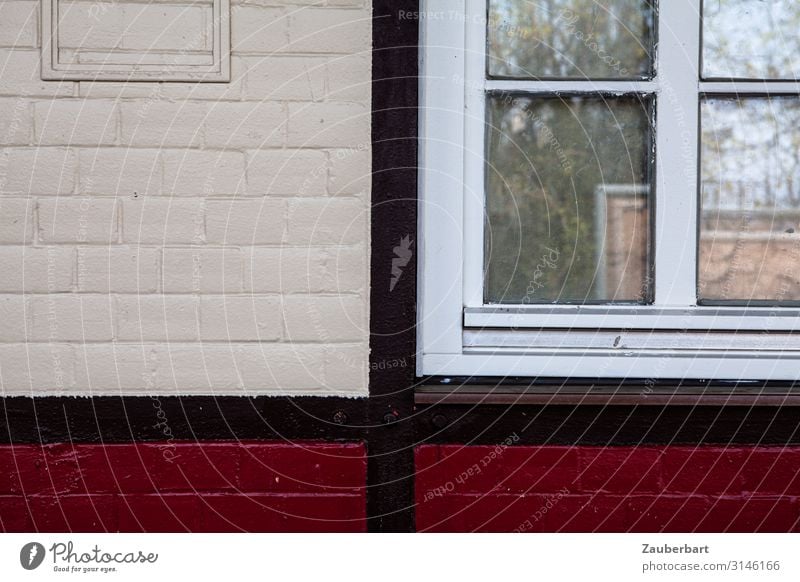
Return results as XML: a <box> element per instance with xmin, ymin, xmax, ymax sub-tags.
<box><xmin>0</xmin><ymin>0</ymin><xmax>371</xmax><ymax>396</ymax></box>
<box><xmin>76</xmin><ymin>247</ymin><xmax>160</xmax><ymax>293</ymax></box>
<box><xmin>38</xmin><ymin>197</ymin><xmax>119</xmax><ymax>243</ymax></box>
<box><xmin>204</xmin><ymin>199</ymin><xmax>285</xmax><ymax>245</ymax></box>
<box><xmin>34</xmin><ymin>100</ymin><xmax>119</xmax><ymax>146</ymax></box>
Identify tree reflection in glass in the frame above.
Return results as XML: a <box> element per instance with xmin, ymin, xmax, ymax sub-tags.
<box><xmin>700</xmin><ymin>97</ymin><xmax>800</xmax><ymax>302</ymax></box>
<box><xmin>488</xmin><ymin>0</ymin><xmax>655</xmax><ymax>79</ymax></box>
<box><xmin>703</xmin><ymin>0</ymin><xmax>800</xmax><ymax>79</ymax></box>
<box><xmin>484</xmin><ymin>94</ymin><xmax>653</xmax><ymax>304</ymax></box>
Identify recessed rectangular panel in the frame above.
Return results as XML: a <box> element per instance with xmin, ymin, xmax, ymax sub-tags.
<box><xmin>42</xmin><ymin>0</ymin><xmax>229</xmax><ymax>81</ymax></box>
<box><xmin>484</xmin><ymin>94</ymin><xmax>654</xmax><ymax>304</ymax></box>
<box><xmin>488</xmin><ymin>0</ymin><xmax>655</xmax><ymax>79</ymax></box>
<box><xmin>120</xmin><ymin>2</ymin><xmax>212</xmax><ymax>52</ymax></box>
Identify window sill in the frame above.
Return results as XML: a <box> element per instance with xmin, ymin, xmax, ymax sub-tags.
<box><xmin>465</xmin><ymin>306</ymin><xmax>800</xmax><ymax>331</ymax></box>
<box><xmin>415</xmin><ymin>383</ymin><xmax>800</xmax><ymax>406</ymax></box>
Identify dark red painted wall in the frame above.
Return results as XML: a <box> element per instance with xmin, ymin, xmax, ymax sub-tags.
<box><xmin>416</xmin><ymin>445</ymin><xmax>800</xmax><ymax>532</ymax></box>
<box><xmin>0</xmin><ymin>442</ymin><xmax>366</xmax><ymax>532</ymax></box>
<box><xmin>7</xmin><ymin>441</ymin><xmax>799</xmax><ymax>532</ymax></box>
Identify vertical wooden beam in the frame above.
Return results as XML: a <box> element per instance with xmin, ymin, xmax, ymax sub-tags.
<box><xmin>367</xmin><ymin>0</ymin><xmax>420</xmax><ymax>532</ymax></box>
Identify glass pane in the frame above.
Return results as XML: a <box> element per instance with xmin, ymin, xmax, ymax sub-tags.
<box><xmin>488</xmin><ymin>0</ymin><xmax>655</xmax><ymax>79</ymax></box>
<box><xmin>703</xmin><ymin>0</ymin><xmax>800</xmax><ymax>79</ymax></box>
<box><xmin>485</xmin><ymin>94</ymin><xmax>653</xmax><ymax>304</ymax></box>
<box><xmin>699</xmin><ymin>97</ymin><xmax>800</xmax><ymax>303</ymax></box>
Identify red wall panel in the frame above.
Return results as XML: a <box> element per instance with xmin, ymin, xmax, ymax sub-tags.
<box><xmin>416</xmin><ymin>445</ymin><xmax>800</xmax><ymax>532</ymax></box>
<box><xmin>0</xmin><ymin>442</ymin><xmax>366</xmax><ymax>532</ymax></box>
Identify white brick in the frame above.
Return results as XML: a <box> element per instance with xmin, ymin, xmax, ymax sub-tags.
<box><xmin>0</xmin><ymin>50</ymin><xmax>74</xmax><ymax>97</ymax></box>
<box><xmin>286</xmin><ymin>198</ymin><xmax>365</xmax><ymax>244</ymax></box>
<box><xmin>243</xmin><ymin>248</ymin><xmax>282</xmax><ymax>293</ymax></box>
<box><xmin>328</xmin><ymin>146</ymin><xmax>370</xmax><ymax>195</ymax></box>
<box><xmin>282</xmin><ymin>295</ymin><xmax>364</xmax><ymax>342</ymax></box>
<box><xmin>231</xmin><ymin>0</ymin><xmax>326</xmax><ymax>8</ymax></box>
<box><xmin>231</xmin><ymin>6</ymin><xmax>288</xmax><ymax>53</ymax></box>
<box><xmin>0</xmin><ymin>148</ymin><xmax>76</xmax><ymax>195</ymax></box>
<box><xmin>200</xmin><ymin>296</ymin><xmax>282</xmax><ymax>341</ymax></box>
<box><xmin>0</xmin><ymin>344</ymin><xmax>74</xmax><ymax>394</ymax></box>
<box><xmin>38</xmin><ymin>197</ymin><xmax>118</xmax><ymax>243</ymax></box>
<box><xmin>287</xmin><ymin>8</ymin><xmax>370</xmax><ymax>53</ymax></box>
<box><xmin>327</xmin><ymin>0</ymin><xmax>365</xmax><ymax>6</ymax></box>
<box><xmin>153</xmin><ymin>344</ymin><xmax>242</xmax><ymax>392</ymax></box>
<box><xmin>0</xmin><ymin>1</ymin><xmax>38</xmax><ymax>48</ymax></box>
<box><xmin>77</xmin><ymin>246</ymin><xmax>159</xmax><ymax>293</ymax></box>
<box><xmin>246</xmin><ymin>149</ymin><xmax>326</xmax><ymax>196</ymax></box>
<box><xmin>205</xmin><ymin>198</ymin><xmax>284</xmax><ymax>244</ymax></box>
<box><xmin>287</xmin><ymin>102</ymin><xmax>369</xmax><ymax>147</ymax></box>
<box><xmin>74</xmin><ymin>344</ymin><xmax>157</xmax><ymax>393</ymax></box>
<box><xmin>230</xmin><ymin>344</ymin><xmax>327</xmax><ymax>392</ymax></box>
<box><xmin>0</xmin><ymin>295</ymin><xmax>28</xmax><ymax>341</ymax></box>
<box><xmin>319</xmin><ymin>245</ymin><xmax>366</xmax><ymax>293</ymax></box>
<box><xmin>244</xmin><ymin>245</ymin><xmax>365</xmax><ymax>293</ymax></box>
<box><xmin>158</xmin><ymin>57</ymin><xmax>245</xmax><ymax>101</ymax></box>
<box><xmin>0</xmin><ymin>246</ymin><xmax>73</xmax><ymax>292</ymax></box>
<box><xmin>0</xmin><ymin>198</ymin><xmax>34</xmax><ymax>243</ymax></box>
<box><xmin>244</xmin><ymin>247</ymin><xmax>311</xmax><ymax>293</ymax></box>
<box><xmin>79</xmin><ymin>148</ymin><xmax>162</xmax><ymax>196</ymax></box>
<box><xmin>34</xmin><ymin>100</ymin><xmax>118</xmax><ymax>146</ymax></box>
<box><xmin>162</xmin><ymin>248</ymin><xmax>243</xmax><ymax>293</ymax></box>
<box><xmin>120</xmin><ymin>101</ymin><xmax>206</xmax><ymax>147</ymax></box>
<box><xmin>57</xmin><ymin>0</ymin><xmax>124</xmax><ymax>49</ymax></box>
<box><xmin>326</xmin><ymin>53</ymin><xmax>371</xmax><ymax>101</ymax></box>
<box><xmin>116</xmin><ymin>295</ymin><xmax>199</xmax><ymax>341</ymax></box>
<box><xmin>154</xmin><ymin>344</ymin><xmax>328</xmax><ymax>394</ymax></box>
<box><xmin>163</xmin><ymin>150</ymin><xmax>246</xmax><ymax>196</ymax></box>
<box><xmin>204</xmin><ymin>102</ymin><xmax>285</xmax><ymax>149</ymax></box>
<box><xmin>232</xmin><ymin>0</ymin><xmax>322</xmax><ymax>5</ymax></box>
<box><xmin>241</xmin><ymin>56</ymin><xmax>326</xmax><ymax>101</ymax></box>
<box><xmin>158</xmin><ymin>81</ymin><xmax>243</xmax><ymax>102</ymax></box>
<box><xmin>123</xmin><ymin>198</ymin><xmax>204</xmax><ymax>244</ymax></box>
<box><xmin>323</xmin><ymin>344</ymin><xmax>368</xmax><ymax>394</ymax></box>
<box><xmin>79</xmin><ymin>82</ymin><xmax>162</xmax><ymax>99</ymax></box>
<box><xmin>0</xmin><ymin>98</ymin><xmax>32</xmax><ymax>145</ymax></box>
<box><xmin>121</xmin><ymin>3</ymin><xmax>209</xmax><ymax>51</ymax></box>
<box><xmin>29</xmin><ymin>294</ymin><xmax>114</xmax><ymax>341</ymax></box>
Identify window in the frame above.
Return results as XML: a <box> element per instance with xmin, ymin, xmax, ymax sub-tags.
<box><xmin>418</xmin><ymin>0</ymin><xmax>800</xmax><ymax>380</ymax></box>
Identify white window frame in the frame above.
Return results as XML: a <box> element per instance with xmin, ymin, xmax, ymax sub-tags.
<box><xmin>418</xmin><ymin>0</ymin><xmax>800</xmax><ymax>381</ymax></box>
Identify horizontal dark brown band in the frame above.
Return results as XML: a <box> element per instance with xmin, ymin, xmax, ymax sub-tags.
<box><xmin>417</xmin><ymin>392</ymin><xmax>800</xmax><ymax>406</ymax></box>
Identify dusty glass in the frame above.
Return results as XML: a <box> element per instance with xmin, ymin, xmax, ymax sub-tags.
<box><xmin>484</xmin><ymin>94</ymin><xmax>653</xmax><ymax>303</ymax></box>
<box><xmin>699</xmin><ymin>97</ymin><xmax>800</xmax><ymax>302</ymax></box>
<box><xmin>702</xmin><ymin>0</ymin><xmax>800</xmax><ymax>79</ymax></box>
<box><xmin>488</xmin><ymin>0</ymin><xmax>655</xmax><ymax>79</ymax></box>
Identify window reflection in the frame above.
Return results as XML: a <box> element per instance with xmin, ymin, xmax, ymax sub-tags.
<box><xmin>488</xmin><ymin>0</ymin><xmax>655</xmax><ymax>79</ymax></box>
<box><xmin>703</xmin><ymin>0</ymin><xmax>800</xmax><ymax>79</ymax></box>
<box><xmin>699</xmin><ymin>97</ymin><xmax>800</xmax><ymax>302</ymax></box>
<box><xmin>484</xmin><ymin>95</ymin><xmax>653</xmax><ymax>303</ymax></box>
